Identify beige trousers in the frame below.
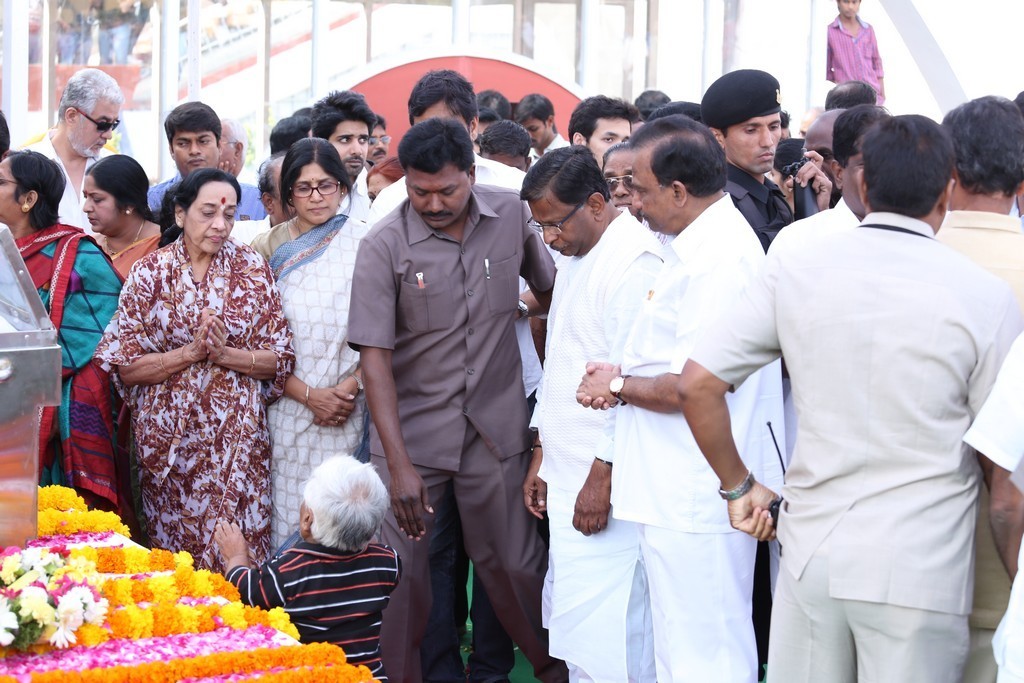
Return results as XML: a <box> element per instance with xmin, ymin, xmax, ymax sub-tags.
<box><xmin>964</xmin><ymin>627</ymin><xmax>999</xmax><ymax>683</ymax></box>
<box><xmin>767</xmin><ymin>549</ymin><xmax>968</xmax><ymax>683</ymax></box>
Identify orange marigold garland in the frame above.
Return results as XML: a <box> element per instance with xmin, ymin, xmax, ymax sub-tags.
<box><xmin>22</xmin><ymin>641</ymin><xmax>367</xmax><ymax>683</ymax></box>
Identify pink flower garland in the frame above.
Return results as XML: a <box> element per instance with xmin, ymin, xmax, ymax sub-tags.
<box><xmin>0</xmin><ymin>625</ymin><xmax>295</xmax><ymax>679</ymax></box>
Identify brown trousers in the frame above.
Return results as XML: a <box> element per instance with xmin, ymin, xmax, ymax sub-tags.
<box><xmin>372</xmin><ymin>427</ymin><xmax>567</xmax><ymax>683</ymax></box>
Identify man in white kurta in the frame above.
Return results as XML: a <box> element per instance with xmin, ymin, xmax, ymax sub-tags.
<box><xmin>577</xmin><ymin>117</ymin><xmax>785</xmax><ymax>682</ymax></box>
<box><xmin>965</xmin><ymin>333</ymin><xmax>1024</xmax><ymax>683</ymax></box>
<box><xmin>522</xmin><ymin>146</ymin><xmax>661</xmax><ymax>682</ymax></box>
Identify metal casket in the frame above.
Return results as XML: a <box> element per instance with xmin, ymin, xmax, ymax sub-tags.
<box><xmin>0</xmin><ymin>226</ymin><xmax>61</xmax><ymax>546</ymax></box>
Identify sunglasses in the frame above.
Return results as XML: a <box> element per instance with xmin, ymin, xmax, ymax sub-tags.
<box><xmin>369</xmin><ymin>135</ymin><xmax>392</xmax><ymax>145</ymax></box>
<box><xmin>606</xmin><ymin>174</ymin><xmax>634</xmax><ymax>192</ymax></box>
<box><xmin>77</xmin><ymin>109</ymin><xmax>120</xmax><ymax>133</ymax></box>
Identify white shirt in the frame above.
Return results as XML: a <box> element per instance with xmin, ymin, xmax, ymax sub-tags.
<box><xmin>340</xmin><ymin>167</ymin><xmax>372</xmax><ymax>223</ymax></box>
<box><xmin>25</xmin><ymin>131</ymin><xmax>107</xmax><ymax>233</ymax></box>
<box><xmin>605</xmin><ymin>194</ymin><xmax>786</xmax><ymax>533</ymax></box>
<box><xmin>231</xmin><ymin>217</ymin><xmax>271</xmax><ymax>245</ymax></box>
<box><xmin>533</xmin><ymin>211</ymin><xmax>661</xmax><ymax>493</ymax></box>
<box><xmin>769</xmin><ymin>197</ymin><xmax>859</xmax><ymax>253</ymax></box>
<box><xmin>542</xmin><ymin>133</ymin><xmax>570</xmax><ymax>155</ymax></box>
<box><xmin>964</xmin><ymin>333</ymin><xmax>1024</xmax><ymax>677</ymax></box>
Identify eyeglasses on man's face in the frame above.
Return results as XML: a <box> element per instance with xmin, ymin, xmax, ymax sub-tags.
<box><xmin>527</xmin><ymin>201</ymin><xmax>585</xmax><ymax>235</ymax></box>
<box><xmin>606</xmin><ymin>174</ymin><xmax>634</xmax><ymax>193</ymax></box>
<box><xmin>369</xmin><ymin>135</ymin><xmax>392</xmax><ymax>146</ymax></box>
<box><xmin>77</xmin><ymin>109</ymin><xmax>120</xmax><ymax>133</ymax></box>
<box><xmin>292</xmin><ymin>180</ymin><xmax>341</xmax><ymax>198</ymax></box>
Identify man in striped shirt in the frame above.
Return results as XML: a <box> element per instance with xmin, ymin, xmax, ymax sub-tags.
<box><xmin>216</xmin><ymin>455</ymin><xmax>401</xmax><ymax>681</ymax></box>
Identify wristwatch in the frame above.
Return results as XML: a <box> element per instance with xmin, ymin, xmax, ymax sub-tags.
<box><xmin>518</xmin><ymin>299</ymin><xmax>530</xmax><ymax>318</ymax></box>
<box><xmin>609</xmin><ymin>375</ymin><xmax>630</xmax><ymax>404</ymax></box>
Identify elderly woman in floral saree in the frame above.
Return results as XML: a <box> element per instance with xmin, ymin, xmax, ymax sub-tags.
<box><xmin>97</xmin><ymin>169</ymin><xmax>294</xmax><ymax>571</ymax></box>
<box><xmin>1</xmin><ymin>151</ymin><xmax>123</xmax><ymax>510</ymax></box>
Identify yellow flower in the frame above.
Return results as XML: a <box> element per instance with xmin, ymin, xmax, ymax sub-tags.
<box><xmin>37</xmin><ymin>486</ymin><xmax>86</xmax><ymax>512</ymax></box>
<box><xmin>146</xmin><ymin>575</ymin><xmax>179</xmax><ymax>604</ymax></box>
<box><xmin>0</xmin><ymin>555</ymin><xmax>19</xmax><ymax>585</ymax></box>
<box><xmin>37</xmin><ymin>508</ymin><xmax>130</xmax><ymax>538</ymax></box>
<box><xmin>173</xmin><ymin>551</ymin><xmax>194</xmax><ymax>570</ymax></box>
<box><xmin>266</xmin><ymin>607</ymin><xmax>300</xmax><ymax>641</ymax></box>
<box><xmin>217</xmin><ymin>602</ymin><xmax>247</xmax><ymax>630</ymax></box>
<box><xmin>50</xmin><ymin>556</ymin><xmax>97</xmax><ymax>585</ymax></box>
<box><xmin>9</xmin><ymin>569</ymin><xmax>41</xmax><ymax>592</ymax></box>
<box><xmin>17</xmin><ymin>586</ymin><xmax>55</xmax><ymax>624</ymax></box>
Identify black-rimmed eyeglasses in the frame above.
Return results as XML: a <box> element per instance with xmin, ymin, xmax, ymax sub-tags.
<box><xmin>527</xmin><ymin>201</ymin><xmax>585</xmax><ymax>235</ymax></box>
<box><xmin>77</xmin><ymin>109</ymin><xmax>120</xmax><ymax>133</ymax></box>
<box><xmin>292</xmin><ymin>181</ymin><xmax>341</xmax><ymax>198</ymax></box>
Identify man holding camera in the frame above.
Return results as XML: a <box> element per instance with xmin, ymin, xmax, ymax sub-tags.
<box><xmin>701</xmin><ymin>69</ymin><xmax>831</xmax><ymax>251</ymax></box>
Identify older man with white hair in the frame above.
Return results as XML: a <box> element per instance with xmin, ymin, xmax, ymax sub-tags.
<box><xmin>215</xmin><ymin>455</ymin><xmax>401</xmax><ymax>681</ymax></box>
<box><xmin>219</xmin><ymin>118</ymin><xmax>253</xmax><ymax>182</ymax></box>
<box><xmin>26</xmin><ymin>68</ymin><xmax>123</xmax><ymax>232</ymax></box>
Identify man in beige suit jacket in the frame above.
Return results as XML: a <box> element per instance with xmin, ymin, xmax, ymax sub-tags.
<box><xmin>678</xmin><ymin>115</ymin><xmax>1024</xmax><ymax>683</ymax></box>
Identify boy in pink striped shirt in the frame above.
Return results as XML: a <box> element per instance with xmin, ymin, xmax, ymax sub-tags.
<box><xmin>826</xmin><ymin>0</ymin><xmax>885</xmax><ymax>103</ymax></box>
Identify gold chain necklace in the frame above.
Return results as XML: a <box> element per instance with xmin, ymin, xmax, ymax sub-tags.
<box><xmin>104</xmin><ymin>217</ymin><xmax>147</xmax><ymax>259</ymax></box>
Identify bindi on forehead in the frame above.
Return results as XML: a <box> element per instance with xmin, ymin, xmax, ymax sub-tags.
<box><xmin>221</xmin><ymin>196</ymin><xmax>226</xmax><ymax>204</ymax></box>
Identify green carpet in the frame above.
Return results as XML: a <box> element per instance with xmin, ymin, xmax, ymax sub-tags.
<box><xmin>459</xmin><ymin>565</ymin><xmax>538</xmax><ymax>681</ymax></box>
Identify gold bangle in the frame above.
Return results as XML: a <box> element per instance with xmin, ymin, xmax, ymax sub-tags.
<box><xmin>248</xmin><ymin>351</ymin><xmax>256</xmax><ymax>374</ymax></box>
<box><xmin>304</xmin><ymin>385</ymin><xmax>310</xmax><ymax>405</ymax></box>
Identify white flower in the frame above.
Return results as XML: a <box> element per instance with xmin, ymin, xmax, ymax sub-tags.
<box><xmin>49</xmin><ymin>595</ymin><xmax>85</xmax><ymax>649</ymax></box>
<box><xmin>0</xmin><ymin>597</ymin><xmax>18</xmax><ymax>647</ymax></box>
<box><xmin>62</xmin><ymin>585</ymin><xmax>107</xmax><ymax>626</ymax></box>
<box><xmin>19</xmin><ymin>548</ymin><xmax>44</xmax><ymax>573</ymax></box>
<box><xmin>84</xmin><ymin>596</ymin><xmax>108</xmax><ymax>626</ymax></box>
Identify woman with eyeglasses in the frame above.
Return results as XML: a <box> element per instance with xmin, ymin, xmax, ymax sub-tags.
<box><xmin>252</xmin><ymin>137</ymin><xmax>371</xmax><ymax>550</ymax></box>
<box><xmin>1</xmin><ymin>150</ymin><xmax>125</xmax><ymax>511</ymax></box>
<box><xmin>96</xmin><ymin>168</ymin><xmax>295</xmax><ymax>571</ymax></box>
<box><xmin>84</xmin><ymin>155</ymin><xmax>162</xmax><ymax>278</ymax></box>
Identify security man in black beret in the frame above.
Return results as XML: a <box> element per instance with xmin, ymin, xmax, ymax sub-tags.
<box><xmin>702</xmin><ymin>69</ymin><xmax>831</xmax><ymax>250</ymax></box>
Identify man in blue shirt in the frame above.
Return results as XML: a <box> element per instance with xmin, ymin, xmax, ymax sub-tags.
<box><xmin>148</xmin><ymin>102</ymin><xmax>266</xmax><ymax>222</ymax></box>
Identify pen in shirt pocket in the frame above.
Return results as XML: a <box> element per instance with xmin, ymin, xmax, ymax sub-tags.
<box><xmin>484</xmin><ymin>258</ymin><xmax>491</xmax><ymax>279</ymax></box>
<box><xmin>416</xmin><ymin>272</ymin><xmax>426</xmax><ymax>289</ymax></box>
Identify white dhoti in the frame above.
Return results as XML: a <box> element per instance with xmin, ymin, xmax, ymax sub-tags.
<box><xmin>546</xmin><ymin>485</ymin><xmax>656</xmax><ymax>683</ymax></box>
<box><xmin>639</xmin><ymin>525</ymin><xmax>759</xmax><ymax>683</ymax></box>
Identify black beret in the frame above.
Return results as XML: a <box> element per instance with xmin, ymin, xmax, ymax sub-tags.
<box><xmin>701</xmin><ymin>69</ymin><xmax>783</xmax><ymax>131</ymax></box>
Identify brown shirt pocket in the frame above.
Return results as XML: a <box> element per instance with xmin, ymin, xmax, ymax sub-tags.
<box><xmin>484</xmin><ymin>255</ymin><xmax>519</xmax><ymax>318</ymax></box>
<box><xmin>398</xmin><ymin>277</ymin><xmax>456</xmax><ymax>332</ymax></box>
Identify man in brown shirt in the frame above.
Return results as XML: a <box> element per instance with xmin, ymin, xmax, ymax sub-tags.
<box><xmin>348</xmin><ymin>118</ymin><xmax>564</xmax><ymax>683</ymax></box>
